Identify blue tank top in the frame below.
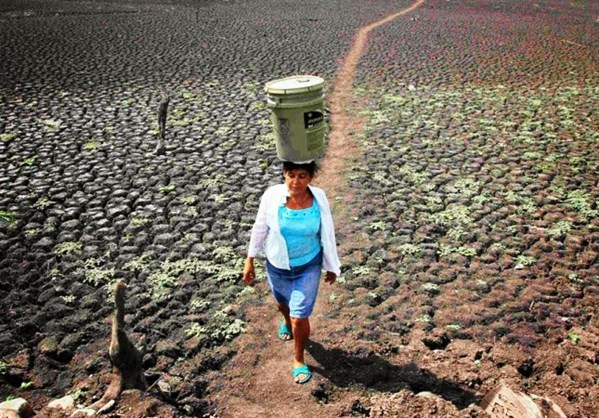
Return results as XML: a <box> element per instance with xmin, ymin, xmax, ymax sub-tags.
<box><xmin>279</xmin><ymin>201</ymin><xmax>322</xmax><ymax>267</ymax></box>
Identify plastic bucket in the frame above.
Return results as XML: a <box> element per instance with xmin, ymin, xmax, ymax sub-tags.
<box><xmin>264</xmin><ymin>75</ymin><xmax>326</xmax><ymax>163</ymax></box>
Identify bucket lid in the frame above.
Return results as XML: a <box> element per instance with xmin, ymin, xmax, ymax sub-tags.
<box><xmin>265</xmin><ymin>75</ymin><xmax>324</xmax><ymax>95</ymax></box>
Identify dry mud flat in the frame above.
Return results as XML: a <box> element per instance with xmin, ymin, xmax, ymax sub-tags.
<box><xmin>0</xmin><ymin>0</ymin><xmax>598</xmax><ymax>417</ymax></box>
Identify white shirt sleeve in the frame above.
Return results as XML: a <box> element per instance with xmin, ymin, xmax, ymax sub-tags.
<box><xmin>247</xmin><ymin>191</ymin><xmax>269</xmax><ymax>258</ymax></box>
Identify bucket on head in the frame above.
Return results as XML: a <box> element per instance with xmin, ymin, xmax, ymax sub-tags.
<box><xmin>264</xmin><ymin>75</ymin><xmax>326</xmax><ymax>163</ymax></box>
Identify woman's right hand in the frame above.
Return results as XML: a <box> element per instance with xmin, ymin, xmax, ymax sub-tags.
<box><xmin>242</xmin><ymin>257</ymin><xmax>255</xmax><ymax>285</ymax></box>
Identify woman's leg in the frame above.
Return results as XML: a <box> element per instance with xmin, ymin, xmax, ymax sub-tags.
<box><xmin>278</xmin><ymin>303</ymin><xmax>292</xmax><ymax>340</ymax></box>
<box><xmin>291</xmin><ymin>317</ymin><xmax>310</xmax><ymax>381</ymax></box>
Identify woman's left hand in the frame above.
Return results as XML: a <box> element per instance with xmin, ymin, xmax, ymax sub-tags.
<box><xmin>324</xmin><ymin>271</ymin><xmax>336</xmax><ymax>284</ymax></box>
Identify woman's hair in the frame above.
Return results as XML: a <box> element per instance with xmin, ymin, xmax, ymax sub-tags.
<box><xmin>282</xmin><ymin>161</ymin><xmax>319</xmax><ymax>177</ymax></box>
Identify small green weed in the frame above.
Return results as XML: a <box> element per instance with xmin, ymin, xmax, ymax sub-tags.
<box><xmin>566</xmin><ymin>190</ymin><xmax>598</xmax><ymax>218</ymax></box>
<box><xmin>61</xmin><ymin>295</ymin><xmax>76</xmax><ymax>304</ymax></box>
<box><xmin>129</xmin><ymin>216</ymin><xmax>151</xmax><ymax>228</ymax></box>
<box><xmin>352</xmin><ymin>266</ymin><xmax>371</xmax><ymax>276</ymax></box>
<box><xmin>85</xmin><ymin>268</ymin><xmax>115</xmax><ymax>287</ymax></box>
<box><xmin>547</xmin><ymin>221</ymin><xmax>573</xmax><ymax>239</ymax></box>
<box><xmin>456</xmin><ymin>246</ymin><xmax>477</xmax><ymax>257</ymax></box>
<box><xmin>184</xmin><ymin>323</ymin><xmax>207</xmax><ymax>338</ymax></box>
<box><xmin>83</xmin><ymin>141</ymin><xmax>100</xmax><ymax>151</ymax></box>
<box><xmin>180</xmin><ymin>195</ymin><xmax>199</xmax><ymax>205</ymax></box>
<box><xmin>53</xmin><ymin>241</ymin><xmax>82</xmax><ymax>257</ymax></box>
<box><xmin>398</xmin><ymin>243</ymin><xmax>421</xmax><ymax>257</ymax></box>
<box><xmin>22</xmin><ymin>156</ymin><xmax>36</xmax><ymax>166</ymax></box>
<box><xmin>368</xmin><ymin>220</ymin><xmax>387</xmax><ymax>231</ymax></box>
<box><xmin>41</xmin><ymin>119</ymin><xmax>61</xmax><ymax>132</ymax></box>
<box><xmin>515</xmin><ymin>255</ymin><xmax>536</xmax><ymax>269</ymax></box>
<box><xmin>421</xmin><ymin>282</ymin><xmax>440</xmax><ymax>294</ymax></box>
<box><xmin>0</xmin><ymin>132</ymin><xmax>17</xmax><ymax>142</ymax></box>
<box><xmin>34</xmin><ymin>197</ymin><xmax>55</xmax><ymax>209</ymax></box>
<box><xmin>212</xmin><ymin>246</ymin><xmax>237</xmax><ymax>263</ymax></box>
<box><xmin>215</xmin><ymin>126</ymin><xmax>233</xmax><ymax>137</ymax></box>
<box><xmin>0</xmin><ymin>211</ymin><xmax>16</xmax><ymax>223</ymax></box>
<box><xmin>159</xmin><ymin>184</ymin><xmax>176</xmax><ymax>194</ymax></box>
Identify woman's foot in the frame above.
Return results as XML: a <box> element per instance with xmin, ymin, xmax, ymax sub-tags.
<box><xmin>278</xmin><ymin>320</ymin><xmax>293</xmax><ymax>341</ymax></box>
<box><xmin>292</xmin><ymin>364</ymin><xmax>312</xmax><ymax>384</ymax></box>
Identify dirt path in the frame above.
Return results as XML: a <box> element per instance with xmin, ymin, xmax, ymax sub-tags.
<box><xmin>208</xmin><ymin>2</ymin><xmax>424</xmax><ymax>417</ymax></box>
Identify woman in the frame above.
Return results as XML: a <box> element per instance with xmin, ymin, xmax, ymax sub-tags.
<box><xmin>242</xmin><ymin>161</ymin><xmax>341</xmax><ymax>384</ymax></box>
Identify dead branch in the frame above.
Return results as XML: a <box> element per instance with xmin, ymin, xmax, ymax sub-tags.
<box><xmin>90</xmin><ymin>280</ymin><xmax>146</xmax><ymax>411</ymax></box>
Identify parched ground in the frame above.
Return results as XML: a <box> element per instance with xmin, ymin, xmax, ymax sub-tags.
<box><xmin>0</xmin><ymin>0</ymin><xmax>597</xmax><ymax>417</ymax></box>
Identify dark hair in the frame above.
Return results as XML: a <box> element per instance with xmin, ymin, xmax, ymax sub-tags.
<box><xmin>282</xmin><ymin>161</ymin><xmax>319</xmax><ymax>177</ymax></box>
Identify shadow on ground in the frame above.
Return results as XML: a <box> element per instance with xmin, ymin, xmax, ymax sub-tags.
<box><xmin>307</xmin><ymin>340</ymin><xmax>479</xmax><ymax>409</ymax></box>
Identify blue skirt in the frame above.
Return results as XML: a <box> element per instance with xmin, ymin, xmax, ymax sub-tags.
<box><xmin>265</xmin><ymin>251</ymin><xmax>323</xmax><ymax>318</ymax></box>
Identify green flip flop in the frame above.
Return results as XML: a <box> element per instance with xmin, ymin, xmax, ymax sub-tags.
<box><xmin>278</xmin><ymin>321</ymin><xmax>293</xmax><ymax>341</ymax></box>
<box><xmin>293</xmin><ymin>364</ymin><xmax>312</xmax><ymax>384</ymax></box>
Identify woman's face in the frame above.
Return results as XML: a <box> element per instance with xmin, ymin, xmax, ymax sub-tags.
<box><xmin>284</xmin><ymin>169</ymin><xmax>313</xmax><ymax>195</ymax></box>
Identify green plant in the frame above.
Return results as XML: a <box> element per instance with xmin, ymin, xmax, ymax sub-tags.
<box><xmin>84</xmin><ymin>268</ymin><xmax>115</xmax><ymax>287</ymax></box>
<box><xmin>190</xmin><ymin>298</ymin><xmax>211</xmax><ymax>312</ymax></box>
<box><xmin>515</xmin><ymin>255</ymin><xmax>536</xmax><ymax>269</ymax></box>
<box><xmin>421</xmin><ymin>282</ymin><xmax>440</xmax><ymax>294</ymax></box>
<box><xmin>61</xmin><ymin>295</ymin><xmax>76</xmax><ymax>304</ymax></box>
<box><xmin>456</xmin><ymin>246</ymin><xmax>477</xmax><ymax>257</ymax></box>
<box><xmin>148</xmin><ymin>271</ymin><xmax>176</xmax><ymax>298</ymax></box>
<box><xmin>547</xmin><ymin>221</ymin><xmax>573</xmax><ymax>239</ymax></box>
<box><xmin>437</xmin><ymin>244</ymin><xmax>454</xmax><ymax>257</ymax></box>
<box><xmin>83</xmin><ymin>141</ymin><xmax>100</xmax><ymax>151</ymax></box>
<box><xmin>123</xmin><ymin>254</ymin><xmax>152</xmax><ymax>272</ymax></box>
<box><xmin>184</xmin><ymin>323</ymin><xmax>207</xmax><ymax>338</ymax></box>
<box><xmin>185</xmin><ymin>207</ymin><xmax>198</xmax><ymax>218</ymax></box>
<box><xmin>0</xmin><ymin>361</ymin><xmax>8</xmax><ymax>375</ymax></box>
<box><xmin>180</xmin><ymin>195</ymin><xmax>198</xmax><ymax>205</ymax></box>
<box><xmin>34</xmin><ymin>197</ymin><xmax>55</xmax><ymax>209</ymax></box>
<box><xmin>398</xmin><ymin>243</ymin><xmax>421</xmax><ymax>257</ymax></box>
<box><xmin>567</xmin><ymin>333</ymin><xmax>580</xmax><ymax>344</ymax></box>
<box><xmin>41</xmin><ymin>119</ymin><xmax>61</xmax><ymax>132</ymax></box>
<box><xmin>430</xmin><ymin>205</ymin><xmax>473</xmax><ymax>226</ymax></box>
<box><xmin>213</xmin><ymin>194</ymin><xmax>229</xmax><ymax>204</ymax></box>
<box><xmin>250</xmin><ymin>102</ymin><xmax>267</xmax><ymax>111</ymax></box>
<box><xmin>449</xmin><ymin>177</ymin><xmax>481</xmax><ymax>197</ymax></box>
<box><xmin>20</xmin><ymin>381</ymin><xmax>34</xmax><ymax>390</ymax></box>
<box><xmin>159</xmin><ymin>184</ymin><xmax>176</xmax><ymax>194</ymax></box>
<box><xmin>181</xmin><ymin>90</ymin><xmax>199</xmax><ymax>101</ymax></box>
<box><xmin>53</xmin><ymin>241</ymin><xmax>82</xmax><ymax>257</ymax></box>
<box><xmin>352</xmin><ymin>266</ymin><xmax>371</xmax><ymax>276</ymax></box>
<box><xmin>416</xmin><ymin>314</ymin><xmax>432</xmax><ymax>323</ymax></box>
<box><xmin>447</xmin><ymin>227</ymin><xmax>465</xmax><ymax>241</ymax></box>
<box><xmin>69</xmin><ymin>389</ymin><xmax>87</xmax><ymax>402</ymax></box>
<box><xmin>0</xmin><ymin>211</ymin><xmax>16</xmax><ymax>223</ymax></box>
<box><xmin>212</xmin><ymin>246</ymin><xmax>237</xmax><ymax>263</ymax></box>
<box><xmin>0</xmin><ymin>132</ymin><xmax>17</xmax><ymax>142</ymax></box>
<box><xmin>472</xmin><ymin>193</ymin><xmax>490</xmax><ymax>205</ymax></box>
<box><xmin>568</xmin><ymin>273</ymin><xmax>583</xmax><ymax>284</ymax></box>
<box><xmin>22</xmin><ymin>156</ymin><xmax>36</xmax><ymax>166</ymax></box>
<box><xmin>129</xmin><ymin>216</ymin><xmax>151</xmax><ymax>227</ymax></box>
<box><xmin>215</xmin><ymin>126</ymin><xmax>233</xmax><ymax>137</ymax></box>
<box><xmin>244</xmin><ymin>82</ymin><xmax>259</xmax><ymax>95</ymax></box>
<box><xmin>566</xmin><ymin>190</ymin><xmax>598</xmax><ymax>218</ymax></box>
<box><xmin>368</xmin><ymin>220</ymin><xmax>387</xmax><ymax>231</ymax></box>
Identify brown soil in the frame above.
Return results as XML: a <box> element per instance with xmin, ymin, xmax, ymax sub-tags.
<box><xmin>20</xmin><ymin>0</ymin><xmax>598</xmax><ymax>416</ymax></box>
<box><xmin>204</xmin><ymin>1</ymin><xmax>494</xmax><ymax>417</ymax></box>
<box><xmin>205</xmin><ymin>0</ymin><xmax>599</xmax><ymax>416</ymax></box>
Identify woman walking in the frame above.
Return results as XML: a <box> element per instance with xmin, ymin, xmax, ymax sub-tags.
<box><xmin>242</xmin><ymin>161</ymin><xmax>341</xmax><ymax>384</ymax></box>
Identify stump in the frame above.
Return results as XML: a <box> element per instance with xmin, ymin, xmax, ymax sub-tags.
<box><xmin>90</xmin><ymin>280</ymin><xmax>146</xmax><ymax>411</ymax></box>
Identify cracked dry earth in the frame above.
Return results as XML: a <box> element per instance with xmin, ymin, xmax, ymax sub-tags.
<box><xmin>0</xmin><ymin>0</ymin><xmax>598</xmax><ymax>417</ymax></box>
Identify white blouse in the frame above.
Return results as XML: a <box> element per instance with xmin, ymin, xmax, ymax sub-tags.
<box><xmin>247</xmin><ymin>184</ymin><xmax>342</xmax><ymax>276</ymax></box>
